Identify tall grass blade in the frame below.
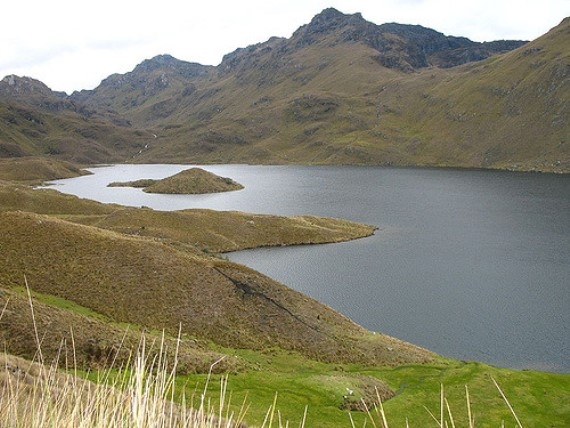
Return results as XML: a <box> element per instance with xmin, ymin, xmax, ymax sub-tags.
<box><xmin>440</xmin><ymin>384</ymin><xmax>444</xmax><ymax>428</ymax></box>
<box><xmin>299</xmin><ymin>405</ymin><xmax>308</xmax><ymax>428</ymax></box>
<box><xmin>465</xmin><ymin>385</ymin><xmax>474</xmax><ymax>428</ymax></box>
<box><xmin>375</xmin><ymin>387</ymin><xmax>390</xmax><ymax>428</ymax></box>
<box><xmin>445</xmin><ymin>398</ymin><xmax>456</xmax><ymax>428</ymax></box>
<box><xmin>492</xmin><ymin>377</ymin><xmax>523</xmax><ymax>428</ymax></box>
<box><xmin>24</xmin><ymin>275</ymin><xmax>43</xmax><ymax>365</ymax></box>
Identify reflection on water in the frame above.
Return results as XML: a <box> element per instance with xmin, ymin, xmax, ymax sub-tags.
<box><xmin>47</xmin><ymin>165</ymin><xmax>570</xmax><ymax>372</ymax></box>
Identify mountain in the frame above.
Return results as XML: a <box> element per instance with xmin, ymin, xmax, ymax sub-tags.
<box><xmin>0</xmin><ymin>75</ymin><xmax>150</xmax><ymax>163</ymax></box>
<box><xmin>1</xmin><ymin>8</ymin><xmax>568</xmax><ymax>172</ymax></box>
<box><xmin>70</xmin><ymin>54</ymin><xmax>214</xmax><ymax>123</ymax></box>
<box><xmin>281</xmin><ymin>8</ymin><xmax>525</xmax><ymax>71</ymax></box>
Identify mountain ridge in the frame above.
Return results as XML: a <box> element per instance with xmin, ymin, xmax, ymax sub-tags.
<box><xmin>287</xmin><ymin>8</ymin><xmax>527</xmax><ymax>70</ymax></box>
<box><xmin>0</xmin><ymin>8</ymin><xmax>568</xmax><ymax>172</ymax></box>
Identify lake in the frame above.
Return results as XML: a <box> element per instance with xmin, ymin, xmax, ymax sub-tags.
<box><xmin>46</xmin><ymin>164</ymin><xmax>570</xmax><ymax>373</ymax></box>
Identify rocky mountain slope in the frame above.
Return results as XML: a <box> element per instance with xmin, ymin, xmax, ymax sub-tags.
<box><xmin>1</xmin><ymin>8</ymin><xmax>568</xmax><ymax>172</ymax></box>
<box><xmin>0</xmin><ymin>75</ymin><xmax>149</xmax><ymax>163</ymax></box>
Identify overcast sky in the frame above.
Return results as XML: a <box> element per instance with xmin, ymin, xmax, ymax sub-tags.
<box><xmin>1</xmin><ymin>0</ymin><xmax>568</xmax><ymax>94</ymax></box>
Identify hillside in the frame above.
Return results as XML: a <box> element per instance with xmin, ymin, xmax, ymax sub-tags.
<box><xmin>0</xmin><ymin>192</ymin><xmax>569</xmax><ymax>426</ymax></box>
<box><xmin>0</xmin><ymin>209</ymin><xmax>428</xmax><ymax>365</ymax></box>
<box><xmin>0</xmin><ymin>75</ymin><xmax>151</xmax><ymax>163</ymax></box>
<box><xmin>0</xmin><ymin>181</ymin><xmax>431</xmax><ymax>369</ymax></box>
<box><xmin>0</xmin><ymin>156</ymin><xmax>88</xmax><ymax>183</ymax></box>
<box><xmin>1</xmin><ymin>8</ymin><xmax>567</xmax><ymax>172</ymax></box>
<box><xmin>0</xmin><ymin>286</ymin><xmax>241</xmax><ymax>374</ymax></box>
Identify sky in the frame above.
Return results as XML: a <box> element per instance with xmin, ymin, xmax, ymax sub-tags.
<box><xmin>1</xmin><ymin>0</ymin><xmax>568</xmax><ymax>94</ymax></box>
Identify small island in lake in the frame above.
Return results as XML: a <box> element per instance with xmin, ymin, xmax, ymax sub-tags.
<box><xmin>108</xmin><ymin>167</ymin><xmax>244</xmax><ymax>194</ymax></box>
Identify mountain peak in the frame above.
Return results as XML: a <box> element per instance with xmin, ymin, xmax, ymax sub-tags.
<box><xmin>134</xmin><ymin>54</ymin><xmax>183</xmax><ymax>72</ymax></box>
<box><xmin>1</xmin><ymin>75</ymin><xmax>57</xmax><ymax>97</ymax></box>
<box><xmin>307</xmin><ymin>7</ymin><xmax>364</xmax><ymax>30</ymax></box>
<box><xmin>294</xmin><ymin>7</ymin><xmax>367</xmax><ymax>40</ymax></box>
<box><xmin>288</xmin><ymin>9</ymin><xmax>527</xmax><ymax>70</ymax></box>
<box><xmin>132</xmin><ymin>54</ymin><xmax>212</xmax><ymax>78</ymax></box>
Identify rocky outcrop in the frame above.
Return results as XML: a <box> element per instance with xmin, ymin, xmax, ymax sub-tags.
<box><xmin>0</xmin><ymin>75</ymin><xmax>76</xmax><ymax>111</ymax></box>
<box><xmin>69</xmin><ymin>55</ymin><xmax>214</xmax><ymax>109</ymax></box>
<box><xmin>288</xmin><ymin>8</ymin><xmax>528</xmax><ymax>71</ymax></box>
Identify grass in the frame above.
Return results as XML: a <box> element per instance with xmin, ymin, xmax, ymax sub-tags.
<box><xmin>0</xmin><ymin>350</ymin><xmax>529</xmax><ymax>427</ymax></box>
<box><xmin>3</xmin><ymin>291</ymin><xmax>568</xmax><ymax>427</ymax></box>
<box><xmin>108</xmin><ymin>167</ymin><xmax>244</xmax><ymax>195</ymax></box>
<box><xmin>0</xmin><ymin>181</ymin><xmax>376</xmax><ymax>252</ymax></box>
<box><xmin>0</xmin><ymin>157</ymin><xmax>87</xmax><ymax>183</ymax></box>
<box><xmin>179</xmin><ymin>349</ymin><xmax>570</xmax><ymax>427</ymax></box>
<box><xmin>0</xmin><ymin>170</ymin><xmax>568</xmax><ymax>426</ymax></box>
<box><xmin>0</xmin><ymin>305</ymin><xmax>247</xmax><ymax>427</ymax></box>
<box><xmin>68</xmin><ymin>208</ymin><xmax>377</xmax><ymax>253</ymax></box>
<box><xmin>0</xmin><ymin>184</ymin><xmax>426</xmax><ymax>367</ymax></box>
<box><xmin>11</xmin><ymin>285</ymin><xmax>113</xmax><ymax>322</ymax></box>
<box><xmin>0</xmin><ymin>180</ymin><xmax>379</xmax><ymax>350</ymax></box>
<box><xmin>1</xmin><ymin>281</ymin><xmax>251</xmax><ymax>427</ymax></box>
<box><xmin>146</xmin><ymin>168</ymin><xmax>243</xmax><ymax>194</ymax></box>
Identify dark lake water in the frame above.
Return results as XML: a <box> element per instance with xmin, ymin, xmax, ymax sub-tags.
<box><xmin>46</xmin><ymin>164</ymin><xmax>570</xmax><ymax>373</ymax></box>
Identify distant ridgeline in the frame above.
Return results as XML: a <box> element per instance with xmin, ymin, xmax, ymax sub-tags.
<box><xmin>1</xmin><ymin>9</ymin><xmax>568</xmax><ymax>172</ymax></box>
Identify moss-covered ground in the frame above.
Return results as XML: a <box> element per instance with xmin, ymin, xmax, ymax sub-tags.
<box><xmin>176</xmin><ymin>348</ymin><xmax>570</xmax><ymax>427</ymax></box>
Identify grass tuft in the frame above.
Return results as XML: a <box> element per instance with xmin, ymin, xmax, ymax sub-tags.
<box><xmin>0</xmin><ymin>295</ymin><xmax>246</xmax><ymax>428</ymax></box>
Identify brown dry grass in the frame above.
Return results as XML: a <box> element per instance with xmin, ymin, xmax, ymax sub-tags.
<box><xmin>68</xmin><ymin>207</ymin><xmax>376</xmax><ymax>253</ymax></box>
<box><xmin>0</xmin><ymin>208</ymin><xmax>432</xmax><ymax>367</ymax></box>
<box><xmin>0</xmin><ymin>181</ymin><xmax>117</xmax><ymax>215</ymax></box>
<box><xmin>0</xmin><ymin>157</ymin><xmax>87</xmax><ymax>183</ymax></box>
<box><xmin>0</xmin><ymin>181</ymin><xmax>375</xmax><ymax>253</ymax></box>
<box><xmin>0</xmin><ymin>341</ymin><xmax>246</xmax><ymax>428</ymax></box>
<box><xmin>0</xmin><ymin>286</ymin><xmax>244</xmax><ymax>374</ymax></box>
<box><xmin>144</xmin><ymin>168</ymin><xmax>244</xmax><ymax>194</ymax></box>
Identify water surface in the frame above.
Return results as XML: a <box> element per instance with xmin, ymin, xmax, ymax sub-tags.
<box><xmin>47</xmin><ymin>165</ymin><xmax>570</xmax><ymax>372</ymax></box>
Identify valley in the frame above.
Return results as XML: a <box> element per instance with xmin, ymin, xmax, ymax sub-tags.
<box><xmin>0</xmin><ymin>7</ymin><xmax>569</xmax><ymax>426</ymax></box>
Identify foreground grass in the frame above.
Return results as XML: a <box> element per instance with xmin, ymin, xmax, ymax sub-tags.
<box><xmin>6</xmin><ymin>342</ymin><xmax>568</xmax><ymax>427</ymax></box>
<box><xmin>0</xmin><ymin>347</ymin><xmax>246</xmax><ymax>428</ymax></box>
<box><xmin>2</xmin><ymin>291</ymin><xmax>568</xmax><ymax>427</ymax></box>
<box><xmin>178</xmin><ymin>349</ymin><xmax>570</xmax><ymax>427</ymax></box>
<box><xmin>15</xmin><ymin>347</ymin><xmax>560</xmax><ymax>428</ymax></box>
